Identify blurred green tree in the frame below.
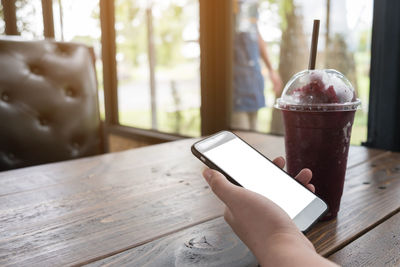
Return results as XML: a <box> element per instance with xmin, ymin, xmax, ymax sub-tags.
<box><xmin>114</xmin><ymin>0</ymin><xmax>147</xmax><ymax>69</ymax></box>
<box><xmin>153</xmin><ymin>3</ymin><xmax>186</xmax><ymax>67</ymax></box>
<box><xmin>15</xmin><ymin>0</ymin><xmax>41</xmax><ymax>37</ymax></box>
<box><xmin>112</xmin><ymin>0</ymin><xmax>193</xmax><ymax>70</ymax></box>
<box><xmin>0</xmin><ymin>3</ymin><xmax>4</xmax><ymax>34</ymax></box>
<box><xmin>268</xmin><ymin>0</ymin><xmax>308</xmax><ymax>134</ymax></box>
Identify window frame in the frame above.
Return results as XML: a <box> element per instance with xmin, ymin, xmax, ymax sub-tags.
<box><xmin>41</xmin><ymin>0</ymin><xmax>54</xmax><ymax>38</ymax></box>
<box><xmin>1</xmin><ymin>0</ymin><xmax>18</xmax><ymax>35</ymax></box>
<box><xmin>98</xmin><ymin>0</ymin><xmax>233</xmax><ymax>142</ymax></box>
<box><xmin>199</xmin><ymin>0</ymin><xmax>233</xmax><ymax>135</ymax></box>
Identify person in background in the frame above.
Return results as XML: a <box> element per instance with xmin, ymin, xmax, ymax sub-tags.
<box><xmin>202</xmin><ymin>157</ymin><xmax>338</xmax><ymax>267</ymax></box>
<box><xmin>232</xmin><ymin>0</ymin><xmax>282</xmax><ymax>131</ymax></box>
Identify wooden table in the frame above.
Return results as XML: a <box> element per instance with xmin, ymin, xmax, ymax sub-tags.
<box><xmin>1</xmin><ymin>132</ymin><xmax>400</xmax><ymax>266</ymax></box>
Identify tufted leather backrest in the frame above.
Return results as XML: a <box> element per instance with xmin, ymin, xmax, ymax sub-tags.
<box><xmin>0</xmin><ymin>37</ymin><xmax>104</xmax><ymax>171</ymax></box>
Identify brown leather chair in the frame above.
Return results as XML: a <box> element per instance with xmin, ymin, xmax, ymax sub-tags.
<box><xmin>0</xmin><ymin>37</ymin><xmax>105</xmax><ymax>171</ymax></box>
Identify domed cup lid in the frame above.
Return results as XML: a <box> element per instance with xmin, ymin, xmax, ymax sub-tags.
<box><xmin>275</xmin><ymin>69</ymin><xmax>361</xmax><ymax>111</ymax></box>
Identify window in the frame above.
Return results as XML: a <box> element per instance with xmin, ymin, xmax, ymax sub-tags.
<box><xmin>115</xmin><ymin>0</ymin><xmax>201</xmax><ymax>137</ymax></box>
<box><xmin>1</xmin><ymin>0</ymin><xmax>384</xmax><ymax>147</ymax></box>
<box><xmin>53</xmin><ymin>0</ymin><xmax>105</xmax><ymax>118</ymax></box>
<box><xmin>231</xmin><ymin>0</ymin><xmax>373</xmax><ymax>145</ymax></box>
<box><xmin>15</xmin><ymin>0</ymin><xmax>43</xmax><ymax>38</ymax></box>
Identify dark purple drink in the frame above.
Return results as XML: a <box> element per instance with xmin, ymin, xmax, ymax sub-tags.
<box><xmin>276</xmin><ymin>69</ymin><xmax>360</xmax><ymax>220</ymax></box>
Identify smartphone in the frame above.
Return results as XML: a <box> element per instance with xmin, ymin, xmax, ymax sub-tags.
<box><xmin>191</xmin><ymin>131</ymin><xmax>327</xmax><ymax>232</ymax></box>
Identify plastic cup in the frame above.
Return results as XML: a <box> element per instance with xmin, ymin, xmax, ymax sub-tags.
<box><xmin>275</xmin><ymin>69</ymin><xmax>361</xmax><ymax>220</ymax></box>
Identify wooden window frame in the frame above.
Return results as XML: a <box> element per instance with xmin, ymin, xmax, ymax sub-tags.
<box><xmin>98</xmin><ymin>0</ymin><xmax>233</xmax><ymax>143</ymax></box>
<box><xmin>41</xmin><ymin>0</ymin><xmax>54</xmax><ymax>38</ymax></box>
<box><xmin>2</xmin><ymin>0</ymin><xmax>55</xmax><ymax>38</ymax></box>
<box><xmin>1</xmin><ymin>0</ymin><xmax>18</xmax><ymax>35</ymax></box>
<box><xmin>199</xmin><ymin>0</ymin><xmax>233</xmax><ymax>135</ymax></box>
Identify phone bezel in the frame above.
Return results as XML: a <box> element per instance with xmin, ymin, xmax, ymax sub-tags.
<box><xmin>191</xmin><ymin>130</ymin><xmax>328</xmax><ymax>233</ymax></box>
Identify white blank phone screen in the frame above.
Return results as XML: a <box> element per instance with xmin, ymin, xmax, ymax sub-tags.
<box><xmin>204</xmin><ymin>138</ymin><xmax>315</xmax><ymax>218</ymax></box>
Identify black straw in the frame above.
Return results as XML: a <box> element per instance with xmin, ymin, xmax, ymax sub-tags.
<box><xmin>308</xmin><ymin>19</ymin><xmax>320</xmax><ymax>70</ymax></box>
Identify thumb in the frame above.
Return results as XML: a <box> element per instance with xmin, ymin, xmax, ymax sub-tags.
<box><xmin>203</xmin><ymin>168</ymin><xmax>238</xmax><ymax>206</ymax></box>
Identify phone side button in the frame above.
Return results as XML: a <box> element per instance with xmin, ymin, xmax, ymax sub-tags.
<box><xmin>200</xmin><ymin>156</ymin><xmax>206</xmax><ymax>162</ymax></box>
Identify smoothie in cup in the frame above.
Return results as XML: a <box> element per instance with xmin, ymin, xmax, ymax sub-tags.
<box><xmin>275</xmin><ymin>69</ymin><xmax>361</xmax><ymax>220</ymax></box>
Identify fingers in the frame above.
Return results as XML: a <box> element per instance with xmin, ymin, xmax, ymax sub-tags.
<box><xmin>272</xmin><ymin>156</ymin><xmax>285</xmax><ymax>169</ymax></box>
<box><xmin>295</xmin><ymin>168</ymin><xmax>315</xmax><ymax>193</ymax></box>
<box><xmin>202</xmin><ymin>168</ymin><xmax>238</xmax><ymax>206</ymax></box>
<box><xmin>295</xmin><ymin>168</ymin><xmax>312</xmax><ymax>185</ymax></box>
<box><xmin>306</xmin><ymin>184</ymin><xmax>315</xmax><ymax>193</ymax></box>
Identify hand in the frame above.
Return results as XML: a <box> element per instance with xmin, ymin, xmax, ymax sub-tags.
<box><xmin>202</xmin><ymin>156</ymin><xmax>336</xmax><ymax>267</ymax></box>
<box><xmin>273</xmin><ymin>156</ymin><xmax>315</xmax><ymax>193</ymax></box>
<box><xmin>269</xmin><ymin>70</ymin><xmax>283</xmax><ymax>97</ymax></box>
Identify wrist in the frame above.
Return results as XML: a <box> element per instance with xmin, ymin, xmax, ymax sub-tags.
<box><xmin>257</xmin><ymin>232</ymin><xmax>316</xmax><ymax>265</ymax></box>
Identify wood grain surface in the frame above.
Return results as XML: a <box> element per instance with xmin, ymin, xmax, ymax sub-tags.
<box><xmin>307</xmin><ymin>150</ymin><xmax>400</xmax><ymax>256</ymax></box>
<box><xmin>0</xmin><ymin>132</ymin><xmax>281</xmax><ymax>266</ymax></box>
<box><xmin>87</xmin><ymin>217</ymin><xmax>257</xmax><ymax>267</ymax></box>
<box><xmin>90</xmin><ymin>151</ymin><xmax>398</xmax><ymax>267</ymax></box>
<box><xmin>0</xmin><ymin>131</ymin><xmax>392</xmax><ymax>266</ymax></box>
<box><xmin>329</xmin><ymin>212</ymin><xmax>400</xmax><ymax>266</ymax></box>
<box><xmin>87</xmin><ymin>133</ymin><xmax>395</xmax><ymax>266</ymax></box>
<box><xmin>0</xmin><ymin>138</ymin><xmax>222</xmax><ymax>266</ymax></box>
